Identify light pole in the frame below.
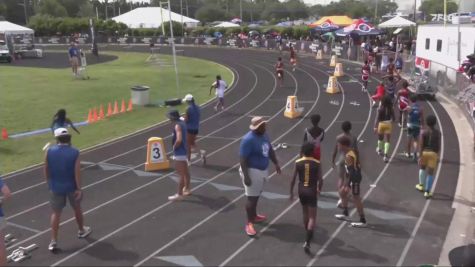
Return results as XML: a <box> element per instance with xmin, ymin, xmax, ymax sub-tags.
<box><xmin>240</xmin><ymin>0</ymin><xmax>243</xmax><ymax>21</ymax></box>
<box><xmin>159</xmin><ymin>0</ymin><xmax>180</xmax><ymax>96</ymax></box>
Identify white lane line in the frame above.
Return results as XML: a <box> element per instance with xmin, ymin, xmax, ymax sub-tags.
<box><xmin>5</xmin><ymin>63</ymin><xmax>264</xmax><ymax>247</ymax></box>
<box><xmin>3</xmin><ymin>61</ymin><xmax>238</xmax><ymax>180</ymax></box>
<box><xmin>50</xmin><ymin>62</ymin><xmax>296</xmax><ymax>266</ymax></box>
<box><xmin>7</xmin><ymin>222</ymin><xmax>42</xmax><ymax>234</ymax></box>
<box><xmin>395</xmin><ymin>100</ymin><xmax>445</xmax><ymax>266</ymax></box>
<box><xmin>219</xmin><ymin>61</ymin><xmax>370</xmax><ymax>267</ymax></box>
<box><xmin>132</xmin><ymin>58</ymin><xmax>323</xmax><ymax>267</ymax></box>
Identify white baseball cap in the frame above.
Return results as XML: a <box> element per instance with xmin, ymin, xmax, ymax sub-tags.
<box><xmin>54</xmin><ymin>128</ymin><xmax>70</xmax><ymax>137</ymax></box>
<box><xmin>183</xmin><ymin>94</ymin><xmax>194</xmax><ymax>102</ymax></box>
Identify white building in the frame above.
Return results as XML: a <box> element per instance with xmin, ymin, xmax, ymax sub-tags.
<box><xmin>112</xmin><ymin>7</ymin><xmax>199</xmax><ymax>29</ymax></box>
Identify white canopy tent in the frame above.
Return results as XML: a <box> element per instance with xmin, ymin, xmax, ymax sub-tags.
<box><xmin>213</xmin><ymin>22</ymin><xmax>240</xmax><ymax>28</ymax></box>
<box><xmin>378</xmin><ymin>16</ymin><xmax>416</xmax><ymax>28</ymax></box>
<box><xmin>112</xmin><ymin>7</ymin><xmax>199</xmax><ymax>29</ymax></box>
<box><xmin>0</xmin><ymin>21</ymin><xmax>34</xmax><ymax>35</ymax></box>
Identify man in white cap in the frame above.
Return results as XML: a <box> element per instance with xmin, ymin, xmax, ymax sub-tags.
<box><xmin>239</xmin><ymin>117</ymin><xmax>281</xmax><ymax>236</ymax></box>
<box><xmin>44</xmin><ymin>128</ymin><xmax>91</xmax><ymax>252</ymax></box>
<box><xmin>183</xmin><ymin>94</ymin><xmax>206</xmax><ymax>165</ymax></box>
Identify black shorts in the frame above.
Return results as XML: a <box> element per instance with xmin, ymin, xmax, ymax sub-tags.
<box><xmin>298</xmin><ymin>187</ymin><xmax>317</xmax><ymax>207</ymax></box>
<box><xmin>407</xmin><ymin>126</ymin><xmax>420</xmax><ymax>139</ymax></box>
<box><xmin>187</xmin><ymin>129</ymin><xmax>199</xmax><ymax>135</ymax></box>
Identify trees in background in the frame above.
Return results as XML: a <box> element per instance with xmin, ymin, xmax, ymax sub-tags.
<box><xmin>419</xmin><ymin>0</ymin><xmax>458</xmax><ymax>18</ymax></box>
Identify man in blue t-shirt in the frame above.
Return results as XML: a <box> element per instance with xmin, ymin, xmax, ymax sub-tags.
<box><xmin>68</xmin><ymin>42</ymin><xmax>80</xmax><ymax>77</ymax></box>
<box><xmin>240</xmin><ymin>117</ymin><xmax>281</xmax><ymax>237</ymax></box>
<box><xmin>44</xmin><ymin>128</ymin><xmax>91</xmax><ymax>252</ymax></box>
<box><xmin>183</xmin><ymin>94</ymin><xmax>206</xmax><ymax>164</ymax></box>
<box><xmin>0</xmin><ymin>176</ymin><xmax>11</xmax><ymax>266</ymax></box>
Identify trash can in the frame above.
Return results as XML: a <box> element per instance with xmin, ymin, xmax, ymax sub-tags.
<box><xmin>131</xmin><ymin>85</ymin><xmax>150</xmax><ymax>106</ymax></box>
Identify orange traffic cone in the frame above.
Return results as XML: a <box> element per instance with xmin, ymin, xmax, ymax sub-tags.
<box><xmin>127</xmin><ymin>99</ymin><xmax>133</xmax><ymax>112</ymax></box>
<box><xmin>120</xmin><ymin>99</ymin><xmax>126</xmax><ymax>113</ymax></box>
<box><xmin>107</xmin><ymin>102</ymin><xmax>113</xmax><ymax>117</ymax></box>
<box><xmin>99</xmin><ymin>104</ymin><xmax>105</xmax><ymax>120</ymax></box>
<box><xmin>93</xmin><ymin>108</ymin><xmax>98</xmax><ymax>122</ymax></box>
<box><xmin>87</xmin><ymin>109</ymin><xmax>93</xmax><ymax>123</ymax></box>
<box><xmin>1</xmin><ymin>128</ymin><xmax>8</xmax><ymax>140</ymax></box>
<box><xmin>113</xmin><ymin>101</ymin><xmax>119</xmax><ymax>115</ymax></box>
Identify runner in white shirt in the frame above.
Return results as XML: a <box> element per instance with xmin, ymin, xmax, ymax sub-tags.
<box><xmin>209</xmin><ymin>75</ymin><xmax>227</xmax><ymax>112</ymax></box>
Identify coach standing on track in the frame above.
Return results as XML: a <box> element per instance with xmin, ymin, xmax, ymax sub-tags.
<box><xmin>239</xmin><ymin>117</ymin><xmax>281</xmax><ymax>237</ymax></box>
<box><xmin>44</xmin><ymin>128</ymin><xmax>91</xmax><ymax>252</ymax></box>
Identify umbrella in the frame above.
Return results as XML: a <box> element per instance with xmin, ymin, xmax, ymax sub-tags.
<box><xmin>321</xmin><ymin>32</ymin><xmax>335</xmax><ymax>43</ymax></box>
<box><xmin>249</xmin><ymin>30</ymin><xmax>260</xmax><ymax>37</ymax></box>
<box><xmin>213</xmin><ymin>32</ymin><xmax>223</xmax><ymax>38</ymax></box>
<box><xmin>310</xmin><ymin>19</ymin><xmax>339</xmax><ymax>34</ymax></box>
<box><xmin>335</xmin><ymin>19</ymin><xmax>382</xmax><ymax>37</ymax></box>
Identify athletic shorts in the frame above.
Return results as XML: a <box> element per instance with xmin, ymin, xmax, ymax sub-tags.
<box><xmin>290</xmin><ymin>58</ymin><xmax>297</xmax><ymax>65</ymax></box>
<box><xmin>70</xmin><ymin>57</ymin><xmax>79</xmax><ymax>66</ymax></box>
<box><xmin>377</xmin><ymin>121</ymin><xmax>392</xmax><ymax>135</ymax></box>
<box><xmin>0</xmin><ymin>217</ymin><xmax>7</xmax><ymax>231</ymax></box>
<box><xmin>298</xmin><ymin>186</ymin><xmax>317</xmax><ymax>207</ymax></box>
<box><xmin>217</xmin><ymin>97</ymin><xmax>224</xmax><ymax>105</ymax></box>
<box><xmin>276</xmin><ymin>70</ymin><xmax>284</xmax><ymax>78</ymax></box>
<box><xmin>50</xmin><ymin>191</ymin><xmax>81</xmax><ymax>212</ymax></box>
<box><xmin>362</xmin><ymin>75</ymin><xmax>369</xmax><ymax>81</ymax></box>
<box><xmin>173</xmin><ymin>155</ymin><xmax>188</xmax><ymax>162</ymax></box>
<box><xmin>240</xmin><ymin>167</ymin><xmax>268</xmax><ymax>197</ymax></box>
<box><xmin>187</xmin><ymin>129</ymin><xmax>199</xmax><ymax>135</ymax></box>
<box><xmin>420</xmin><ymin>151</ymin><xmax>438</xmax><ymax>169</ymax></box>
<box><xmin>407</xmin><ymin>126</ymin><xmax>420</xmax><ymax>138</ymax></box>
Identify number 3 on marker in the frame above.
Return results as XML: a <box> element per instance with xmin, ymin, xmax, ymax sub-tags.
<box><xmin>152</xmin><ymin>147</ymin><xmax>161</xmax><ymax>160</ymax></box>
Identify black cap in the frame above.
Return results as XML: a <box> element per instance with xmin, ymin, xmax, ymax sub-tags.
<box><xmin>167</xmin><ymin>110</ymin><xmax>180</xmax><ymax>121</ymax></box>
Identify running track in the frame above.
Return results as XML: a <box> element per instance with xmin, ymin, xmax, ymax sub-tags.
<box><xmin>4</xmin><ymin>47</ymin><xmax>459</xmax><ymax>266</ymax></box>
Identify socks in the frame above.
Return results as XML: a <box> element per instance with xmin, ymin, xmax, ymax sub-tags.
<box><xmin>384</xmin><ymin>142</ymin><xmax>390</xmax><ymax>155</ymax></box>
<box><xmin>425</xmin><ymin>175</ymin><xmax>434</xmax><ymax>192</ymax></box>
<box><xmin>377</xmin><ymin>140</ymin><xmax>383</xmax><ymax>151</ymax></box>
<box><xmin>306</xmin><ymin>230</ymin><xmax>314</xmax><ymax>243</ymax></box>
<box><xmin>419</xmin><ymin>169</ymin><xmax>426</xmax><ymax>185</ymax></box>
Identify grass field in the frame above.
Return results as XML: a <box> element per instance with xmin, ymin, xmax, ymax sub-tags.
<box><xmin>0</xmin><ymin>51</ymin><xmax>233</xmax><ymax>174</ymax></box>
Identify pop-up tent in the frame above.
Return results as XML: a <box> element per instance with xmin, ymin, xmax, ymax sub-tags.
<box><xmin>309</xmin><ymin>16</ymin><xmax>353</xmax><ymax>27</ymax></box>
<box><xmin>213</xmin><ymin>22</ymin><xmax>240</xmax><ymax>28</ymax></box>
<box><xmin>335</xmin><ymin>19</ymin><xmax>382</xmax><ymax>36</ymax></box>
<box><xmin>378</xmin><ymin>16</ymin><xmax>416</xmax><ymax>28</ymax></box>
<box><xmin>0</xmin><ymin>21</ymin><xmax>34</xmax><ymax>35</ymax></box>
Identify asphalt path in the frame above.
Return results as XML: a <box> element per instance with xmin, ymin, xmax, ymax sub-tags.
<box><xmin>3</xmin><ymin>46</ymin><xmax>459</xmax><ymax>266</ymax></box>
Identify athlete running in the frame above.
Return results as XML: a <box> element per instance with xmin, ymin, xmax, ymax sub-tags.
<box><xmin>361</xmin><ymin>60</ymin><xmax>371</xmax><ymax>92</ymax></box>
<box><xmin>289</xmin><ymin>43</ymin><xmax>297</xmax><ymax>72</ymax></box>
<box><xmin>396</xmin><ymin>80</ymin><xmax>411</xmax><ymax>128</ymax></box>
<box><xmin>374</xmin><ymin>95</ymin><xmax>395</xmax><ymax>163</ymax></box>
<box><xmin>209</xmin><ymin>75</ymin><xmax>228</xmax><ymax>112</ymax></box>
<box><xmin>371</xmin><ymin>82</ymin><xmax>385</xmax><ymax>107</ymax></box>
<box><xmin>387</xmin><ymin>57</ymin><xmax>395</xmax><ymax>77</ymax></box>
<box><xmin>290</xmin><ymin>143</ymin><xmax>323</xmax><ymax>253</ymax></box>
<box><xmin>334</xmin><ymin>135</ymin><xmax>367</xmax><ymax>227</ymax></box>
<box><xmin>416</xmin><ymin>115</ymin><xmax>441</xmax><ymax>199</ymax></box>
<box><xmin>406</xmin><ymin>94</ymin><xmax>423</xmax><ymax>160</ymax></box>
<box><xmin>382</xmin><ymin>74</ymin><xmax>401</xmax><ymax>103</ymax></box>
<box><xmin>276</xmin><ymin>57</ymin><xmax>284</xmax><ymax>87</ymax></box>
<box><xmin>303</xmin><ymin>114</ymin><xmax>325</xmax><ymax>161</ymax></box>
<box><xmin>332</xmin><ymin>121</ymin><xmax>359</xmax><ymax>209</ymax></box>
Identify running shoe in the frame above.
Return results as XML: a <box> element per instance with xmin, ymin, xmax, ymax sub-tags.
<box><xmin>371</xmin><ymin>100</ymin><xmax>377</xmax><ymax>107</ymax></box>
<box><xmin>424</xmin><ymin>192</ymin><xmax>433</xmax><ymax>199</ymax></box>
<box><xmin>48</xmin><ymin>240</ymin><xmax>57</xmax><ymax>252</ymax></box>
<box><xmin>383</xmin><ymin>155</ymin><xmax>389</xmax><ymax>163</ymax></box>
<box><xmin>415</xmin><ymin>184</ymin><xmax>424</xmax><ymax>192</ymax></box>
<box><xmin>376</xmin><ymin>148</ymin><xmax>383</xmax><ymax>156</ymax></box>
<box><xmin>405</xmin><ymin>152</ymin><xmax>411</xmax><ymax>158</ymax></box>
<box><xmin>398</xmin><ymin>123</ymin><xmax>402</xmax><ymax>128</ymax></box>
<box><xmin>335</xmin><ymin>214</ymin><xmax>348</xmax><ymax>221</ymax></box>
<box><xmin>254</xmin><ymin>214</ymin><xmax>267</xmax><ymax>223</ymax></box>
<box><xmin>78</xmin><ymin>226</ymin><xmax>92</xmax><ymax>238</ymax></box>
<box><xmin>200</xmin><ymin>150</ymin><xmax>207</xmax><ymax>165</ymax></box>
<box><xmin>183</xmin><ymin>189</ymin><xmax>192</xmax><ymax>196</ymax></box>
<box><xmin>303</xmin><ymin>241</ymin><xmax>311</xmax><ymax>253</ymax></box>
<box><xmin>168</xmin><ymin>194</ymin><xmax>184</xmax><ymax>201</ymax></box>
<box><xmin>350</xmin><ymin>222</ymin><xmax>368</xmax><ymax>228</ymax></box>
<box><xmin>245</xmin><ymin>222</ymin><xmax>256</xmax><ymax>236</ymax></box>
<box><xmin>214</xmin><ymin>106</ymin><xmax>218</xmax><ymax>112</ymax></box>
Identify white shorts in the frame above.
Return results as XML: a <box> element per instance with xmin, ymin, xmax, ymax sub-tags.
<box><xmin>173</xmin><ymin>155</ymin><xmax>188</xmax><ymax>162</ymax></box>
<box><xmin>240</xmin><ymin>167</ymin><xmax>268</xmax><ymax>197</ymax></box>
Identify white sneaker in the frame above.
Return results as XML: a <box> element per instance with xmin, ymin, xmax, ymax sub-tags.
<box><xmin>48</xmin><ymin>240</ymin><xmax>57</xmax><ymax>252</ymax></box>
<box><xmin>78</xmin><ymin>226</ymin><xmax>92</xmax><ymax>238</ymax></box>
<box><xmin>168</xmin><ymin>194</ymin><xmax>183</xmax><ymax>201</ymax></box>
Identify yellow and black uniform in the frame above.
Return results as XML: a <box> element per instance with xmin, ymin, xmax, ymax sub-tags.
<box><xmin>295</xmin><ymin>157</ymin><xmax>320</xmax><ymax>207</ymax></box>
<box><xmin>345</xmin><ymin>150</ymin><xmax>362</xmax><ymax>196</ymax></box>
<box><xmin>420</xmin><ymin>128</ymin><xmax>440</xmax><ymax>169</ymax></box>
<box><xmin>376</xmin><ymin>105</ymin><xmax>394</xmax><ymax>135</ymax></box>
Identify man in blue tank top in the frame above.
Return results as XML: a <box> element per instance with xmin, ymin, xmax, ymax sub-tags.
<box><xmin>167</xmin><ymin>110</ymin><xmax>191</xmax><ymax>201</ymax></box>
<box><xmin>406</xmin><ymin>94</ymin><xmax>424</xmax><ymax>160</ymax></box>
<box><xmin>44</xmin><ymin>128</ymin><xmax>91</xmax><ymax>252</ymax></box>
